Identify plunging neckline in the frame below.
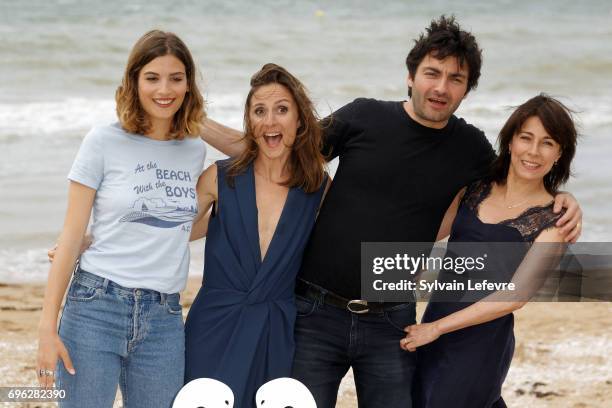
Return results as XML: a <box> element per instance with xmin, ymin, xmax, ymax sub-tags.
<box><xmin>250</xmin><ymin>164</ymin><xmax>294</xmax><ymax>264</ymax></box>
<box><xmin>474</xmin><ymin>181</ymin><xmax>554</xmax><ymax>226</ymax></box>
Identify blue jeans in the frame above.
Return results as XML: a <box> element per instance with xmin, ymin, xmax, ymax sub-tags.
<box><xmin>291</xmin><ymin>293</ymin><xmax>417</xmax><ymax>408</ymax></box>
<box><xmin>56</xmin><ymin>269</ymin><xmax>185</xmax><ymax>408</ymax></box>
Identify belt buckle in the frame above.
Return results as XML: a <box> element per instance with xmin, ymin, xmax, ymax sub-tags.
<box><xmin>347</xmin><ymin>299</ymin><xmax>369</xmax><ymax>314</ymax></box>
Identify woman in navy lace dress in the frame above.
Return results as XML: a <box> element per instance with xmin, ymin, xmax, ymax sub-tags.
<box><xmin>405</xmin><ymin>94</ymin><xmax>578</xmax><ymax>408</ymax></box>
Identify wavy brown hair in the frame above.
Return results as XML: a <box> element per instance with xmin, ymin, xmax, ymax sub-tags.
<box><xmin>490</xmin><ymin>94</ymin><xmax>577</xmax><ymax>194</ymax></box>
<box><xmin>115</xmin><ymin>30</ymin><xmax>205</xmax><ymax>139</ymax></box>
<box><xmin>226</xmin><ymin>63</ymin><xmax>326</xmax><ymax>193</ymax></box>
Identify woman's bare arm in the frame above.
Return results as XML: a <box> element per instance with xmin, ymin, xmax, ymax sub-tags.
<box><xmin>401</xmin><ymin>227</ymin><xmax>566</xmax><ymax>352</ymax></box>
<box><xmin>37</xmin><ymin>182</ymin><xmax>96</xmax><ymax>386</ymax></box>
<box><xmin>200</xmin><ymin>118</ymin><xmax>246</xmax><ymax>157</ymax></box>
<box><xmin>189</xmin><ymin>164</ymin><xmax>219</xmax><ymax>241</ymax></box>
<box><xmin>435</xmin><ymin>187</ymin><xmax>466</xmax><ymax>241</ymax></box>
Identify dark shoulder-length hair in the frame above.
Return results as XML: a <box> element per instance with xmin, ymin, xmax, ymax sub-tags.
<box><xmin>115</xmin><ymin>30</ymin><xmax>205</xmax><ymax>139</ymax></box>
<box><xmin>226</xmin><ymin>63</ymin><xmax>326</xmax><ymax>193</ymax></box>
<box><xmin>490</xmin><ymin>94</ymin><xmax>577</xmax><ymax>194</ymax></box>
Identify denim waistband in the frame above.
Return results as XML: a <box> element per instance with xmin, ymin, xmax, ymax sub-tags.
<box><xmin>73</xmin><ymin>268</ymin><xmax>179</xmax><ymax>303</ymax></box>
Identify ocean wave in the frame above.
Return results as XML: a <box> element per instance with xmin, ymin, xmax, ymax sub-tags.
<box><xmin>0</xmin><ymin>99</ymin><xmax>116</xmax><ymax>139</ymax></box>
<box><xmin>0</xmin><ymin>245</ymin><xmax>206</xmax><ymax>284</ymax></box>
<box><xmin>460</xmin><ymin>94</ymin><xmax>612</xmax><ymax>131</ymax></box>
<box><xmin>1</xmin><ymin>91</ymin><xmax>609</xmax><ymax>142</ymax></box>
<box><xmin>0</xmin><ymin>248</ymin><xmax>51</xmax><ymax>284</ymax></box>
<box><xmin>0</xmin><ymin>93</ymin><xmax>248</xmax><ymax>140</ymax></box>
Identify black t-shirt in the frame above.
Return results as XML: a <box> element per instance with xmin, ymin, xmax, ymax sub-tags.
<box><xmin>298</xmin><ymin>98</ymin><xmax>496</xmax><ymax>299</ymax></box>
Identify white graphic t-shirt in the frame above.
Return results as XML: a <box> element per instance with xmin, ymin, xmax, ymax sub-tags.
<box><xmin>68</xmin><ymin>123</ymin><xmax>206</xmax><ymax>293</ymax></box>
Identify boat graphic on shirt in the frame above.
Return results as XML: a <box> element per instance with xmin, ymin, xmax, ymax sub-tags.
<box><xmin>119</xmin><ymin>197</ymin><xmax>197</xmax><ymax>228</ymax></box>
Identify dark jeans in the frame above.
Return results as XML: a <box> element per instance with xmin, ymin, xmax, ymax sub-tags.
<box><xmin>291</xmin><ymin>293</ymin><xmax>417</xmax><ymax>408</ymax></box>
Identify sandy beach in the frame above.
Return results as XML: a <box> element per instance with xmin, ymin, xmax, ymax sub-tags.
<box><xmin>2</xmin><ymin>1</ymin><xmax>612</xmax><ymax>406</ymax></box>
<box><xmin>0</xmin><ymin>278</ymin><xmax>609</xmax><ymax>407</ymax></box>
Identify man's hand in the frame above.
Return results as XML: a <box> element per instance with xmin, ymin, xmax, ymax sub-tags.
<box><xmin>553</xmin><ymin>192</ymin><xmax>582</xmax><ymax>243</ymax></box>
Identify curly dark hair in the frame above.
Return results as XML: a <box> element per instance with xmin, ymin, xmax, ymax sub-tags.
<box><xmin>405</xmin><ymin>15</ymin><xmax>482</xmax><ymax>97</ymax></box>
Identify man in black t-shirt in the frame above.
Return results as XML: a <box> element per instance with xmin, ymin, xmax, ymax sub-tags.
<box><xmin>201</xmin><ymin>15</ymin><xmax>582</xmax><ymax>408</ymax></box>
<box><xmin>291</xmin><ymin>17</ymin><xmax>492</xmax><ymax>407</ymax></box>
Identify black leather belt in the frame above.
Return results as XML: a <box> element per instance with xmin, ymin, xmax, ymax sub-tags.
<box><xmin>295</xmin><ymin>279</ymin><xmax>403</xmax><ymax>314</ymax></box>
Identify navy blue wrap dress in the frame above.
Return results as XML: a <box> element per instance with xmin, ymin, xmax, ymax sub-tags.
<box><xmin>184</xmin><ymin>159</ymin><xmax>326</xmax><ymax>407</ymax></box>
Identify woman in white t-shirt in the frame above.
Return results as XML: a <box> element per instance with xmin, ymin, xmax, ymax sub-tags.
<box><xmin>36</xmin><ymin>30</ymin><xmax>206</xmax><ymax>408</ymax></box>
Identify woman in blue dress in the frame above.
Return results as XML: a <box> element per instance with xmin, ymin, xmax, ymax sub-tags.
<box><xmin>184</xmin><ymin>63</ymin><xmax>328</xmax><ymax>406</ymax></box>
<box><xmin>404</xmin><ymin>94</ymin><xmax>579</xmax><ymax>408</ymax></box>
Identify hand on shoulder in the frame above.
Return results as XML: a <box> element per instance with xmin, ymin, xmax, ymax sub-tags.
<box><xmin>534</xmin><ymin>225</ymin><xmax>566</xmax><ymax>243</ymax></box>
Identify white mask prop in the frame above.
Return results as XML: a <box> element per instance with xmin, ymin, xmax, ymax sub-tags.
<box><xmin>255</xmin><ymin>377</ymin><xmax>316</xmax><ymax>408</ymax></box>
<box><xmin>173</xmin><ymin>378</ymin><xmax>234</xmax><ymax>408</ymax></box>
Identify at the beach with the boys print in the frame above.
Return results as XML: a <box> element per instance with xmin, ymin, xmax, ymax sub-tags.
<box><xmin>68</xmin><ymin>123</ymin><xmax>206</xmax><ymax>293</ymax></box>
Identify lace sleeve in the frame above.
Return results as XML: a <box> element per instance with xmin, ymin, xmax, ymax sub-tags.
<box><xmin>460</xmin><ymin>180</ymin><xmax>490</xmax><ymax>212</ymax></box>
<box><xmin>501</xmin><ymin>205</ymin><xmax>564</xmax><ymax>242</ymax></box>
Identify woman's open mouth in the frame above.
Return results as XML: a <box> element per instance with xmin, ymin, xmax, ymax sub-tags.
<box><xmin>263</xmin><ymin>132</ymin><xmax>283</xmax><ymax>148</ymax></box>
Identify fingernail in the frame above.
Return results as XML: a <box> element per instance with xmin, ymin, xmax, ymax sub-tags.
<box><xmin>69</xmin><ymin>369</ymin><xmax>76</xmax><ymax>375</ymax></box>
